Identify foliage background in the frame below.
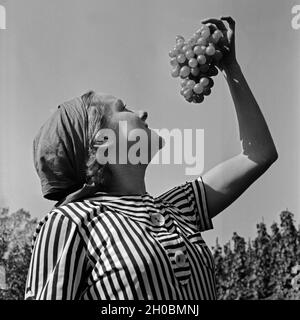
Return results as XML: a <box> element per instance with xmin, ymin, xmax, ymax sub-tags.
<box><xmin>0</xmin><ymin>207</ymin><xmax>299</xmax><ymax>300</ymax></box>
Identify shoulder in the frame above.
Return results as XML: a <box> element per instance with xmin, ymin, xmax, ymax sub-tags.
<box><xmin>155</xmin><ymin>178</ymin><xmax>205</xmax><ymax>207</ymax></box>
<box><xmin>31</xmin><ymin>200</ymin><xmax>104</xmax><ymax>249</ymax></box>
<box><xmin>155</xmin><ymin>181</ymin><xmax>194</xmax><ymax>210</ymax></box>
<box><xmin>53</xmin><ymin>200</ymin><xmax>106</xmax><ymax>228</ymax></box>
<box><xmin>155</xmin><ymin>177</ymin><xmax>213</xmax><ymax>232</ymax></box>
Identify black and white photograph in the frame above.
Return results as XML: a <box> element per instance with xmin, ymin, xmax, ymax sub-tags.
<box><xmin>0</xmin><ymin>0</ymin><xmax>299</xmax><ymax>307</ymax></box>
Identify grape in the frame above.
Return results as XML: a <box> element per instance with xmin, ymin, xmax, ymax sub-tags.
<box><xmin>170</xmin><ymin>57</ymin><xmax>179</xmax><ymax>67</ymax></box>
<box><xmin>170</xmin><ymin>22</ymin><xmax>225</xmax><ymax>104</ymax></box>
<box><xmin>177</xmin><ymin>54</ymin><xmax>186</xmax><ymax>64</ymax></box>
<box><xmin>196</xmin><ymin>37</ymin><xmax>207</xmax><ymax>46</ymax></box>
<box><xmin>188</xmin><ymin>37</ymin><xmax>197</xmax><ymax>46</ymax></box>
<box><xmin>179</xmin><ymin>66</ymin><xmax>191</xmax><ymax>78</ymax></box>
<box><xmin>193</xmin><ymin>46</ymin><xmax>201</xmax><ymax>56</ymax></box>
<box><xmin>192</xmin><ymin>33</ymin><xmax>200</xmax><ymax>40</ymax></box>
<box><xmin>200</xmin><ymin>77</ymin><xmax>209</xmax><ymax>87</ymax></box>
<box><xmin>198</xmin><ymin>94</ymin><xmax>204</xmax><ymax>103</ymax></box>
<box><xmin>200</xmin><ymin>24</ymin><xmax>210</xmax><ymax>33</ymax></box>
<box><xmin>194</xmin><ymin>45</ymin><xmax>205</xmax><ymax>55</ymax></box>
<box><xmin>188</xmin><ymin>58</ymin><xmax>198</xmax><ymax>68</ymax></box>
<box><xmin>214</xmin><ymin>30</ymin><xmax>223</xmax><ymax>39</ymax></box>
<box><xmin>186</xmin><ymin>80</ymin><xmax>196</xmax><ymax>89</ymax></box>
<box><xmin>185</xmin><ymin>50</ymin><xmax>194</xmax><ymax>59</ymax></box>
<box><xmin>171</xmin><ymin>66</ymin><xmax>180</xmax><ymax>78</ymax></box>
<box><xmin>180</xmin><ymin>87</ymin><xmax>186</xmax><ymax>96</ymax></box>
<box><xmin>193</xmin><ymin>94</ymin><xmax>204</xmax><ymax>103</ymax></box>
<box><xmin>200</xmin><ymin>45</ymin><xmax>207</xmax><ymax>54</ymax></box>
<box><xmin>169</xmin><ymin>49</ymin><xmax>177</xmax><ymax>58</ymax></box>
<box><xmin>182</xmin><ymin>45</ymin><xmax>191</xmax><ymax>52</ymax></box>
<box><xmin>195</xmin><ymin>28</ymin><xmax>202</xmax><ymax>36</ymax></box>
<box><xmin>216</xmin><ymin>30</ymin><xmax>224</xmax><ymax>37</ymax></box>
<box><xmin>173</xmin><ymin>48</ymin><xmax>180</xmax><ymax>55</ymax></box>
<box><xmin>199</xmin><ymin>64</ymin><xmax>209</xmax><ymax>73</ymax></box>
<box><xmin>176</xmin><ymin>35</ymin><xmax>185</xmax><ymax>42</ymax></box>
<box><xmin>197</xmin><ymin>55</ymin><xmax>206</xmax><ymax>65</ymax></box>
<box><xmin>193</xmin><ymin>83</ymin><xmax>204</xmax><ymax>94</ymax></box>
<box><xmin>203</xmin><ymin>88</ymin><xmax>211</xmax><ymax>96</ymax></box>
<box><xmin>181</xmin><ymin>78</ymin><xmax>189</xmax><ymax>87</ymax></box>
<box><xmin>201</xmin><ymin>29</ymin><xmax>210</xmax><ymax>39</ymax></box>
<box><xmin>176</xmin><ymin>42</ymin><xmax>184</xmax><ymax>50</ymax></box>
<box><xmin>183</xmin><ymin>88</ymin><xmax>193</xmax><ymax>99</ymax></box>
<box><xmin>191</xmin><ymin>67</ymin><xmax>200</xmax><ymax>77</ymax></box>
<box><xmin>212</xmin><ymin>30</ymin><xmax>222</xmax><ymax>43</ymax></box>
<box><xmin>206</xmin><ymin>45</ymin><xmax>216</xmax><ymax>56</ymax></box>
<box><xmin>208</xmin><ymin>35</ymin><xmax>217</xmax><ymax>44</ymax></box>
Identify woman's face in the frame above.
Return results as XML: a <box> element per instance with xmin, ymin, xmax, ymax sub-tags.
<box><xmin>96</xmin><ymin>93</ymin><xmax>164</xmax><ymax>164</ymax></box>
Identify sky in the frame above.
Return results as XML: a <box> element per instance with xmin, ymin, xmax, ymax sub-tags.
<box><xmin>0</xmin><ymin>0</ymin><xmax>299</xmax><ymax>248</ymax></box>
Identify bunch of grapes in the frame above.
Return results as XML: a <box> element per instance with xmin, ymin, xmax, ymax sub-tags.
<box><xmin>169</xmin><ymin>23</ymin><xmax>224</xmax><ymax>103</ymax></box>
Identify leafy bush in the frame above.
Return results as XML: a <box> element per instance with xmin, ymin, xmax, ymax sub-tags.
<box><xmin>0</xmin><ymin>208</ymin><xmax>36</xmax><ymax>300</ymax></box>
<box><xmin>213</xmin><ymin>210</ymin><xmax>300</xmax><ymax>300</ymax></box>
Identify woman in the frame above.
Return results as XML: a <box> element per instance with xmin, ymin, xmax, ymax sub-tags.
<box><xmin>25</xmin><ymin>17</ymin><xmax>278</xmax><ymax>300</ymax></box>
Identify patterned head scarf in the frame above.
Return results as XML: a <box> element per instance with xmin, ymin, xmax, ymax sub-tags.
<box><xmin>33</xmin><ymin>95</ymin><xmax>99</xmax><ymax>206</ymax></box>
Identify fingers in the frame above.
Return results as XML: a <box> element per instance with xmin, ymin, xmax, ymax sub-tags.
<box><xmin>221</xmin><ymin>16</ymin><xmax>236</xmax><ymax>31</ymax></box>
<box><xmin>201</xmin><ymin>18</ymin><xmax>227</xmax><ymax>31</ymax></box>
<box><xmin>201</xmin><ymin>16</ymin><xmax>236</xmax><ymax>33</ymax></box>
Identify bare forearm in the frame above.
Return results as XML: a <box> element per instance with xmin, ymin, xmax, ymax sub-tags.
<box><xmin>223</xmin><ymin>62</ymin><xmax>278</xmax><ymax>164</ymax></box>
<box><xmin>199</xmin><ymin>17</ymin><xmax>278</xmax><ymax>219</ymax></box>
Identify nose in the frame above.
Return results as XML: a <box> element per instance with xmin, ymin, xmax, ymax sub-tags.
<box><xmin>138</xmin><ymin>111</ymin><xmax>148</xmax><ymax>122</ymax></box>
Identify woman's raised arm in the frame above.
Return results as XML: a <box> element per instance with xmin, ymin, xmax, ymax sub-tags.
<box><xmin>200</xmin><ymin>17</ymin><xmax>278</xmax><ymax>219</ymax></box>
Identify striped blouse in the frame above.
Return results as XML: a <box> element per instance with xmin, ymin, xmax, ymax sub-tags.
<box><xmin>25</xmin><ymin>176</ymin><xmax>216</xmax><ymax>300</ymax></box>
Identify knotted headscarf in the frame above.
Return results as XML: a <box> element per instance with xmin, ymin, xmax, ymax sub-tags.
<box><xmin>33</xmin><ymin>96</ymin><xmax>99</xmax><ymax>206</ymax></box>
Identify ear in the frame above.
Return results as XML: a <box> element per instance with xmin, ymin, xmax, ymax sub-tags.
<box><xmin>94</xmin><ymin>136</ymin><xmax>113</xmax><ymax>152</ymax></box>
<box><xmin>94</xmin><ymin>137</ymin><xmax>115</xmax><ymax>165</ymax></box>
<box><xmin>94</xmin><ymin>129</ymin><xmax>117</xmax><ymax>165</ymax></box>
<box><xmin>93</xmin><ymin>135</ymin><xmax>110</xmax><ymax>148</ymax></box>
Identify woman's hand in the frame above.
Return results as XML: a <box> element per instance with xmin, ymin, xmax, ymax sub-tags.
<box><xmin>201</xmin><ymin>16</ymin><xmax>237</xmax><ymax>71</ymax></box>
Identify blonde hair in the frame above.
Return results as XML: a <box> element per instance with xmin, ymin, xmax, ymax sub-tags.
<box><xmin>81</xmin><ymin>90</ymin><xmax>111</xmax><ymax>187</ymax></box>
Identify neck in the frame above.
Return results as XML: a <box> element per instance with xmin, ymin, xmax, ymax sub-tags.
<box><xmin>104</xmin><ymin>164</ymin><xmax>147</xmax><ymax>195</ymax></box>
